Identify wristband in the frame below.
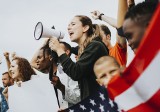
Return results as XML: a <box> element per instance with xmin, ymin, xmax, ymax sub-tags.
<box><xmin>99</xmin><ymin>13</ymin><xmax>104</xmax><ymax>20</ymax></box>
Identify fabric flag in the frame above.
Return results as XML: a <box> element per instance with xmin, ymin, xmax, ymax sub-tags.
<box><xmin>108</xmin><ymin>3</ymin><xmax>160</xmax><ymax>112</ymax></box>
<box><xmin>61</xmin><ymin>86</ymin><xmax>119</xmax><ymax>112</ymax></box>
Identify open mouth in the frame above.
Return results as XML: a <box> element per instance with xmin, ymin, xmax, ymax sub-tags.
<box><xmin>11</xmin><ymin>71</ymin><xmax>14</xmax><ymax>75</ymax></box>
<box><xmin>69</xmin><ymin>31</ymin><xmax>74</xmax><ymax>36</ymax></box>
<box><xmin>36</xmin><ymin>64</ymin><xmax>40</xmax><ymax>68</ymax></box>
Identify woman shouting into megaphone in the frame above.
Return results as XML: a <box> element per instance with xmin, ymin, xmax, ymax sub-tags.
<box><xmin>49</xmin><ymin>15</ymin><xmax>108</xmax><ymax>100</ymax></box>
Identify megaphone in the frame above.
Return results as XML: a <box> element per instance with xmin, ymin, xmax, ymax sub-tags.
<box><xmin>34</xmin><ymin>22</ymin><xmax>64</xmax><ymax>40</ymax></box>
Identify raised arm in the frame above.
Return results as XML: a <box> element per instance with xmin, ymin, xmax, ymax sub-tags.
<box><xmin>116</xmin><ymin>0</ymin><xmax>128</xmax><ymax>48</ymax></box>
<box><xmin>91</xmin><ymin>10</ymin><xmax>117</xmax><ymax>28</ymax></box>
<box><xmin>30</xmin><ymin>39</ymin><xmax>49</xmax><ymax>69</ymax></box>
<box><xmin>3</xmin><ymin>52</ymin><xmax>11</xmax><ymax>71</ymax></box>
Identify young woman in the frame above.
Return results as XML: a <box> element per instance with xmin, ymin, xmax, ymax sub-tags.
<box><xmin>3</xmin><ymin>56</ymin><xmax>36</xmax><ymax>101</ymax></box>
<box><xmin>49</xmin><ymin>15</ymin><xmax>108</xmax><ymax>100</ymax></box>
<box><xmin>10</xmin><ymin>57</ymin><xmax>36</xmax><ymax>82</ymax></box>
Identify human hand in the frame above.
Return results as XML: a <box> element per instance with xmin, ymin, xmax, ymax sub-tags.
<box><xmin>49</xmin><ymin>37</ymin><xmax>61</xmax><ymax>52</ymax></box>
<box><xmin>51</xmin><ymin>75</ymin><xmax>63</xmax><ymax>89</ymax></box>
<box><xmin>16</xmin><ymin>81</ymin><xmax>22</xmax><ymax>87</ymax></box>
<box><xmin>4</xmin><ymin>52</ymin><xmax>9</xmax><ymax>59</ymax></box>
<box><xmin>49</xmin><ymin>37</ymin><xmax>65</xmax><ymax>56</ymax></box>
<box><xmin>127</xmin><ymin>0</ymin><xmax>135</xmax><ymax>6</ymax></box>
<box><xmin>51</xmin><ymin>75</ymin><xmax>65</xmax><ymax>94</ymax></box>
<box><xmin>2</xmin><ymin>87</ymin><xmax>8</xmax><ymax>101</ymax></box>
<box><xmin>91</xmin><ymin>10</ymin><xmax>101</xmax><ymax>20</ymax></box>
<box><xmin>11</xmin><ymin>52</ymin><xmax>17</xmax><ymax>59</ymax></box>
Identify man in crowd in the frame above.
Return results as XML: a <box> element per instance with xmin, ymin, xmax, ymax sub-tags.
<box><xmin>91</xmin><ymin>0</ymin><xmax>128</xmax><ymax>67</ymax></box>
<box><xmin>123</xmin><ymin>1</ymin><xmax>158</xmax><ymax>53</ymax></box>
<box><xmin>31</xmin><ymin>40</ymin><xmax>80</xmax><ymax>109</ymax></box>
<box><xmin>0</xmin><ymin>72</ymin><xmax>13</xmax><ymax>112</ymax></box>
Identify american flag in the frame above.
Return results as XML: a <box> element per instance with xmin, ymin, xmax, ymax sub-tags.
<box><xmin>62</xmin><ymin>86</ymin><xmax>119</xmax><ymax>112</ymax></box>
<box><xmin>108</xmin><ymin>3</ymin><xmax>160</xmax><ymax>112</ymax></box>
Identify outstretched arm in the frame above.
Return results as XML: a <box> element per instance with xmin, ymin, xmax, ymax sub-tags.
<box><xmin>91</xmin><ymin>10</ymin><xmax>117</xmax><ymax>28</ymax></box>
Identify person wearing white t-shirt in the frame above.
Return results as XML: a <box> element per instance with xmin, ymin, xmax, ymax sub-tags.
<box><xmin>31</xmin><ymin>40</ymin><xmax>80</xmax><ymax>109</ymax></box>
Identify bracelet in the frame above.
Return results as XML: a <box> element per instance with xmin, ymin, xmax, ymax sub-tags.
<box><xmin>99</xmin><ymin>13</ymin><xmax>104</xmax><ymax>20</ymax></box>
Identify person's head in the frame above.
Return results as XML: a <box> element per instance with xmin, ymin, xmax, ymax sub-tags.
<box><xmin>94</xmin><ymin>56</ymin><xmax>120</xmax><ymax>87</ymax></box>
<box><xmin>35</xmin><ymin>39</ymin><xmax>59</xmax><ymax>73</ymax></box>
<box><xmin>32</xmin><ymin>41</ymin><xmax>71</xmax><ymax>73</ymax></box>
<box><xmin>59</xmin><ymin>41</ymin><xmax>72</xmax><ymax>57</ymax></box>
<box><xmin>2</xmin><ymin>72</ymin><xmax>12</xmax><ymax>87</ymax></box>
<box><xmin>68</xmin><ymin>15</ymin><xmax>96</xmax><ymax>57</ymax></box>
<box><xmin>123</xmin><ymin>2</ymin><xmax>157</xmax><ymax>53</ymax></box>
<box><xmin>33</xmin><ymin>48</ymin><xmax>53</xmax><ymax>73</ymax></box>
<box><xmin>68</xmin><ymin>15</ymin><xmax>94</xmax><ymax>44</ymax></box>
<box><xmin>99</xmin><ymin>24</ymin><xmax>111</xmax><ymax>47</ymax></box>
<box><xmin>9</xmin><ymin>57</ymin><xmax>36</xmax><ymax>82</ymax></box>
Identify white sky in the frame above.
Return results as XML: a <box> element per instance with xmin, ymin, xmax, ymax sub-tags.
<box><xmin>0</xmin><ymin>0</ymin><xmax>143</xmax><ymax>86</ymax></box>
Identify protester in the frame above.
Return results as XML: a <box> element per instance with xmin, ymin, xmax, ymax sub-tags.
<box><xmin>10</xmin><ymin>57</ymin><xmax>36</xmax><ymax>82</ymax></box>
<box><xmin>91</xmin><ymin>0</ymin><xmax>128</xmax><ymax>67</ymax></box>
<box><xmin>94</xmin><ymin>56</ymin><xmax>123</xmax><ymax>87</ymax></box>
<box><xmin>3</xmin><ymin>52</ymin><xmax>14</xmax><ymax>82</ymax></box>
<box><xmin>0</xmin><ymin>72</ymin><xmax>13</xmax><ymax>112</ymax></box>
<box><xmin>31</xmin><ymin>40</ymin><xmax>80</xmax><ymax>109</ymax></box>
<box><xmin>3</xmin><ymin>56</ymin><xmax>36</xmax><ymax>101</ymax></box>
<box><xmin>123</xmin><ymin>1</ymin><xmax>158</xmax><ymax>53</ymax></box>
<box><xmin>49</xmin><ymin>15</ymin><xmax>108</xmax><ymax>100</ymax></box>
<box><xmin>0</xmin><ymin>52</ymin><xmax>14</xmax><ymax>112</ymax></box>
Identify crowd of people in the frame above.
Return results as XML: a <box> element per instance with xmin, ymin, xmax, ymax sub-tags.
<box><xmin>0</xmin><ymin>0</ymin><xmax>158</xmax><ymax>111</ymax></box>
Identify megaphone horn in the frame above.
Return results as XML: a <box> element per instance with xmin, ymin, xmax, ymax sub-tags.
<box><xmin>34</xmin><ymin>22</ymin><xmax>64</xmax><ymax>40</ymax></box>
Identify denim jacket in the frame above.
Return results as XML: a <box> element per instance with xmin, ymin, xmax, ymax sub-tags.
<box><xmin>0</xmin><ymin>87</ymin><xmax>9</xmax><ymax>112</ymax></box>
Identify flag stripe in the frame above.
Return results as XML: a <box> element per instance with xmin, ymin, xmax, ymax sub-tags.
<box><xmin>114</xmin><ymin>52</ymin><xmax>160</xmax><ymax>111</ymax></box>
<box><xmin>108</xmin><ymin>3</ymin><xmax>160</xmax><ymax>99</ymax></box>
<box><xmin>128</xmin><ymin>89</ymin><xmax>160</xmax><ymax>112</ymax></box>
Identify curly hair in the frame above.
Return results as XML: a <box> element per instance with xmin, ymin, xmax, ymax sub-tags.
<box><xmin>13</xmin><ymin>57</ymin><xmax>36</xmax><ymax>82</ymax></box>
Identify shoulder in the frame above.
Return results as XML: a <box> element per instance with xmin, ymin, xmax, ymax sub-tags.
<box><xmin>113</xmin><ymin>42</ymin><xmax>127</xmax><ymax>51</ymax></box>
<box><xmin>87</xmin><ymin>40</ymin><xmax>105</xmax><ymax>49</ymax></box>
<box><xmin>86</xmin><ymin>40</ymin><xmax>108</xmax><ymax>53</ymax></box>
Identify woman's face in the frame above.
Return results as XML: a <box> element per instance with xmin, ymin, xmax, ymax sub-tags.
<box><xmin>67</xmin><ymin>17</ymin><xmax>84</xmax><ymax>43</ymax></box>
<box><xmin>9</xmin><ymin>60</ymin><xmax>20</xmax><ymax>80</ymax></box>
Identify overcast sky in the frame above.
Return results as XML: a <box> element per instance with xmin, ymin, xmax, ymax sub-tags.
<box><xmin>0</xmin><ymin>0</ymin><xmax>143</xmax><ymax>86</ymax></box>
